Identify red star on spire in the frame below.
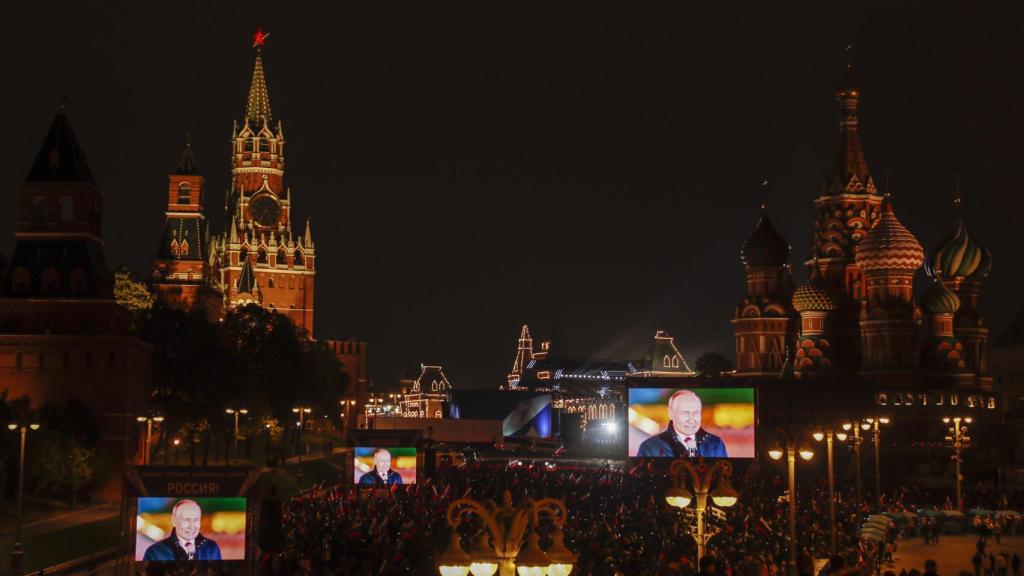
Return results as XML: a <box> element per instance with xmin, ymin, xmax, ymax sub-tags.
<box><xmin>253</xmin><ymin>28</ymin><xmax>270</xmax><ymax>48</ymax></box>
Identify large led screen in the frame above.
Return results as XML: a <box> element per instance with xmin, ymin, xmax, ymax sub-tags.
<box><xmin>628</xmin><ymin>387</ymin><xmax>755</xmax><ymax>458</ymax></box>
<box><xmin>449</xmin><ymin>390</ymin><xmax>552</xmax><ymax>438</ymax></box>
<box><xmin>354</xmin><ymin>446</ymin><xmax>417</xmax><ymax>486</ymax></box>
<box><xmin>135</xmin><ymin>497</ymin><xmax>247</xmax><ymax>561</ymax></box>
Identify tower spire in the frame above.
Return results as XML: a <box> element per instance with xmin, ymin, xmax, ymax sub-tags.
<box><xmin>245</xmin><ymin>31</ymin><xmax>272</xmax><ymax>125</ymax></box>
<box><xmin>176</xmin><ymin>133</ymin><xmax>198</xmax><ymax>174</ymax></box>
<box><xmin>826</xmin><ymin>49</ymin><xmax>874</xmax><ymax>195</ymax></box>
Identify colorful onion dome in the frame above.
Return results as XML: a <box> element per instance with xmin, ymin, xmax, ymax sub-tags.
<box><xmin>854</xmin><ymin>197</ymin><xmax>924</xmax><ymax>272</ymax></box>
<box><xmin>922</xmin><ymin>280</ymin><xmax>961</xmax><ymax>315</ymax></box>
<box><xmin>925</xmin><ymin>213</ymin><xmax>992</xmax><ymax>281</ymax></box>
<box><xmin>741</xmin><ymin>206</ymin><xmax>791</xmax><ymax>267</ymax></box>
<box><xmin>792</xmin><ymin>265</ymin><xmax>839</xmax><ymax>313</ymax></box>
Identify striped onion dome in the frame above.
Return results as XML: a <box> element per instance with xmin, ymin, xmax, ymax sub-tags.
<box><xmin>922</xmin><ymin>280</ymin><xmax>961</xmax><ymax>315</ymax></box>
<box><xmin>792</xmin><ymin>266</ymin><xmax>839</xmax><ymax>313</ymax></box>
<box><xmin>925</xmin><ymin>213</ymin><xmax>992</xmax><ymax>281</ymax></box>
<box><xmin>854</xmin><ymin>197</ymin><xmax>924</xmax><ymax>273</ymax></box>
<box><xmin>740</xmin><ymin>207</ymin><xmax>791</xmax><ymax>267</ymax></box>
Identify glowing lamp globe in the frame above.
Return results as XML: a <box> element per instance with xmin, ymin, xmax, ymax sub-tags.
<box><xmin>469</xmin><ymin>532</ymin><xmax>499</xmax><ymax>576</ymax></box>
<box><xmin>798</xmin><ymin>448</ymin><xmax>814</xmax><ymax>461</ymax></box>
<box><xmin>711</xmin><ymin>482</ymin><xmax>739</xmax><ymax>508</ymax></box>
<box><xmin>545</xmin><ymin>528</ymin><xmax>577</xmax><ymax>576</ymax></box>
<box><xmin>812</xmin><ymin>431</ymin><xmax>824</xmax><ymax>442</ymax></box>
<box><xmin>768</xmin><ymin>448</ymin><xmax>784</xmax><ymax>460</ymax></box>
<box><xmin>836</xmin><ymin>432</ymin><xmax>848</xmax><ymax>442</ymax></box>
<box><xmin>664</xmin><ymin>486</ymin><xmax>693</xmax><ymax>508</ymax></box>
<box><xmin>437</xmin><ymin>532</ymin><xmax>472</xmax><ymax>576</ymax></box>
<box><xmin>515</xmin><ymin>532</ymin><xmax>551</xmax><ymax>576</ymax></box>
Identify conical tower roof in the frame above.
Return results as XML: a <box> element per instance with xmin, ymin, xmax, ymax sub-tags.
<box><xmin>26</xmin><ymin>108</ymin><xmax>95</xmax><ymax>184</ymax></box>
<box><xmin>824</xmin><ymin>62</ymin><xmax>876</xmax><ymax>195</ymax></box>
<box><xmin>236</xmin><ymin>258</ymin><xmax>258</xmax><ymax>294</ymax></box>
<box><xmin>245</xmin><ymin>50</ymin><xmax>272</xmax><ymax>126</ymax></box>
<box><xmin>176</xmin><ymin>134</ymin><xmax>198</xmax><ymax>175</ymax></box>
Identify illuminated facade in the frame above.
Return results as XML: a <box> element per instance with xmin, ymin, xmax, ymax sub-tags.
<box><xmin>151</xmin><ymin>138</ymin><xmax>223</xmax><ymax>321</ymax></box>
<box><xmin>399</xmin><ymin>365</ymin><xmax>453</xmax><ymax>418</ymax></box>
<box><xmin>733</xmin><ymin>63</ymin><xmax>993</xmax><ymax>391</ymax></box>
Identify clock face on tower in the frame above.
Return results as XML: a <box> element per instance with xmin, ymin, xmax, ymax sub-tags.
<box><xmin>249</xmin><ymin>194</ymin><xmax>281</xmax><ymax>227</ymax></box>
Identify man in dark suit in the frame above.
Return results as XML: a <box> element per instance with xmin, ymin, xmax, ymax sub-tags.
<box><xmin>358</xmin><ymin>448</ymin><xmax>404</xmax><ymax>486</ymax></box>
<box><xmin>142</xmin><ymin>499</ymin><xmax>222</xmax><ymax>561</ymax></box>
<box><xmin>637</xmin><ymin>390</ymin><xmax>728</xmax><ymax>457</ymax></box>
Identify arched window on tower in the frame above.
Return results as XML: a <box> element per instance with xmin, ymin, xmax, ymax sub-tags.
<box><xmin>33</xmin><ymin>196</ymin><xmax>47</xmax><ymax>223</ymax></box>
<box><xmin>663</xmin><ymin>355</ymin><xmax>671</xmax><ymax>368</ymax></box>
<box><xmin>59</xmin><ymin>196</ymin><xmax>74</xmax><ymax>222</ymax></box>
<box><xmin>277</xmin><ymin>248</ymin><xmax>287</xmax><ymax>267</ymax></box>
<box><xmin>238</xmin><ymin>248</ymin><xmax>248</xmax><ymax>264</ymax></box>
<box><xmin>41</xmin><ymin>267</ymin><xmax>60</xmax><ymax>294</ymax></box>
<box><xmin>178</xmin><ymin>183</ymin><xmax>191</xmax><ymax>204</ymax></box>
<box><xmin>294</xmin><ymin>250</ymin><xmax>304</xmax><ymax>266</ymax></box>
<box><xmin>672</xmin><ymin>356</ymin><xmax>680</xmax><ymax>368</ymax></box>
<box><xmin>257</xmin><ymin>249</ymin><xmax>267</xmax><ymax>264</ymax></box>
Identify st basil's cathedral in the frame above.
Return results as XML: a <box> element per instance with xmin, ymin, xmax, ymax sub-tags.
<box><xmin>733</xmin><ymin>63</ymin><xmax>995</xmax><ymax>407</ymax></box>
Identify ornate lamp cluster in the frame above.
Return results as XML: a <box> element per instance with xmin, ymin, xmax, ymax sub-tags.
<box><xmin>437</xmin><ymin>490</ymin><xmax>576</xmax><ymax>576</ymax></box>
<box><xmin>663</xmin><ymin>460</ymin><xmax>738</xmax><ymax>573</ymax></box>
<box><xmin>942</xmin><ymin>415</ymin><xmax>973</xmax><ymax>510</ymax></box>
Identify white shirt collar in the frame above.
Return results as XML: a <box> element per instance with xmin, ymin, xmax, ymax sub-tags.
<box><xmin>178</xmin><ymin>536</ymin><xmax>195</xmax><ymax>550</ymax></box>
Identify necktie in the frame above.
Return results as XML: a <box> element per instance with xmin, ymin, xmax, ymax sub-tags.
<box><xmin>185</xmin><ymin>541</ymin><xmax>195</xmax><ymax>560</ymax></box>
<box><xmin>684</xmin><ymin>436</ymin><xmax>696</xmax><ymax>456</ymax></box>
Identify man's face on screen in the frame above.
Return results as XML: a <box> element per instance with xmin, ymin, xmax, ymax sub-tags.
<box><xmin>669</xmin><ymin>392</ymin><xmax>702</xmax><ymax>436</ymax></box>
<box><xmin>173</xmin><ymin>501</ymin><xmax>202</xmax><ymax>541</ymax></box>
<box><xmin>375</xmin><ymin>450</ymin><xmax>392</xmax><ymax>473</ymax></box>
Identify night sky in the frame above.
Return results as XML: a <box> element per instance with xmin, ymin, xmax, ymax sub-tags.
<box><xmin>1</xmin><ymin>2</ymin><xmax>1022</xmax><ymax>389</ymax></box>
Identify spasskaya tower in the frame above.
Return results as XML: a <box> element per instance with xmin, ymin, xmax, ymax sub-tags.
<box><xmin>215</xmin><ymin>30</ymin><xmax>316</xmax><ymax>333</ymax></box>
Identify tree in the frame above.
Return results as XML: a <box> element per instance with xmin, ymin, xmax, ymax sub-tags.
<box><xmin>694</xmin><ymin>351</ymin><xmax>733</xmax><ymax>377</ymax></box>
<box><xmin>114</xmin><ymin>267</ymin><xmax>154</xmax><ymax>317</ymax></box>
<box><xmin>30</xmin><ymin>432</ymin><xmax>100</xmax><ymax>508</ymax></box>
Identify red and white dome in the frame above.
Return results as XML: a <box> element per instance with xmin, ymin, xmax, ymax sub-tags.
<box><xmin>854</xmin><ymin>198</ymin><xmax>924</xmax><ymax>273</ymax></box>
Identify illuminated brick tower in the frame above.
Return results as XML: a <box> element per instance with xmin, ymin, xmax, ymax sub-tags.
<box><xmin>216</xmin><ymin>31</ymin><xmax>316</xmax><ymax>333</ymax></box>
<box><xmin>732</xmin><ymin>203</ymin><xmax>796</xmax><ymax>375</ymax></box>
<box><xmin>151</xmin><ymin>137</ymin><xmax>222</xmax><ymax>320</ymax></box>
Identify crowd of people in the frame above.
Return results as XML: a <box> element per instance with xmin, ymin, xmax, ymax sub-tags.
<box><xmin>263</xmin><ymin>460</ymin><xmax>920</xmax><ymax>576</ymax></box>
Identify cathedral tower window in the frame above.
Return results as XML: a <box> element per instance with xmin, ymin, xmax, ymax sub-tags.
<box><xmin>663</xmin><ymin>355</ymin><xmax>671</xmax><ymax>368</ymax></box>
<box><xmin>267</xmin><ymin>277</ymin><xmax>274</xmax><ymax>288</ymax></box>
<box><xmin>177</xmin><ymin>183</ymin><xmax>191</xmax><ymax>204</ymax></box>
<box><xmin>257</xmin><ymin>249</ymin><xmax>267</xmax><ymax>264</ymax></box>
<box><xmin>69</xmin><ymin>267</ymin><xmax>87</xmax><ymax>293</ymax></box>
<box><xmin>294</xmin><ymin>250</ymin><xmax>303</xmax><ymax>266</ymax></box>
<box><xmin>239</xmin><ymin>248</ymin><xmax>248</xmax><ymax>263</ymax></box>
<box><xmin>33</xmin><ymin>196</ymin><xmax>47</xmax><ymax>222</ymax></box>
<box><xmin>277</xmin><ymin>248</ymin><xmax>287</xmax><ymax>266</ymax></box>
<box><xmin>59</xmin><ymin>196</ymin><xmax>74</xmax><ymax>222</ymax></box>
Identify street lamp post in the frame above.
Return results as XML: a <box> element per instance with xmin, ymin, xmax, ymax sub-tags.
<box><xmin>942</xmin><ymin>416</ymin><xmax>972</xmax><ymax>510</ymax></box>
<box><xmin>813</xmin><ymin>426</ymin><xmax>848</xmax><ymax>556</ymax></box>
<box><xmin>8</xmin><ymin>422</ymin><xmax>40</xmax><ymax>574</ymax></box>
<box><xmin>768</xmin><ymin>428</ymin><xmax>815</xmax><ymax>576</ymax></box>
<box><xmin>865</xmin><ymin>417</ymin><xmax>890</xmax><ymax>507</ymax></box>
<box><xmin>292</xmin><ymin>406</ymin><xmax>312</xmax><ymax>484</ymax></box>
<box><xmin>134</xmin><ymin>415</ymin><xmax>164</xmax><ymax>466</ymax></box>
<box><xmin>842</xmin><ymin>421</ymin><xmax>868</xmax><ymax>504</ymax></box>
<box><xmin>225</xmin><ymin>408</ymin><xmax>248</xmax><ymax>464</ymax></box>
<box><xmin>664</xmin><ymin>459</ymin><xmax>738</xmax><ymax>572</ymax></box>
<box><xmin>438</xmin><ymin>490</ymin><xmax>576</xmax><ymax>576</ymax></box>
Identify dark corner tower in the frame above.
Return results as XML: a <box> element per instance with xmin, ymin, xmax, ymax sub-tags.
<box><xmin>151</xmin><ymin>136</ymin><xmax>223</xmax><ymax>320</ymax></box>
<box><xmin>0</xmin><ymin>105</ymin><xmax>151</xmax><ymax>495</ymax></box>
<box><xmin>217</xmin><ymin>30</ymin><xmax>316</xmax><ymax>334</ymax></box>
